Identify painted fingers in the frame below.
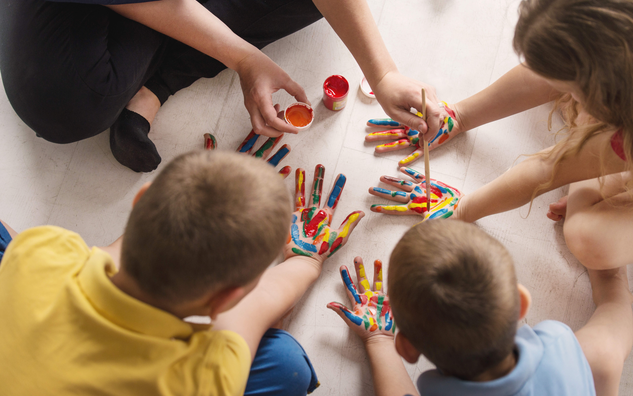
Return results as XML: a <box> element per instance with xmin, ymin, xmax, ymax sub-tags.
<box><xmin>369</xmin><ymin>168</ymin><xmax>463</xmax><ymax>219</ymax></box>
<box><xmin>235</xmin><ymin>121</ymin><xmax>292</xmax><ymax>179</ymax></box>
<box><xmin>287</xmin><ymin>167</ymin><xmax>365</xmax><ymax>261</ymax></box>
<box><xmin>327</xmin><ymin>257</ymin><xmax>395</xmax><ymax>339</ymax></box>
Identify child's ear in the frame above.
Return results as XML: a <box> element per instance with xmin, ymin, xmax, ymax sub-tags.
<box><xmin>518</xmin><ymin>284</ymin><xmax>532</xmax><ymax>321</ymax></box>
<box><xmin>132</xmin><ymin>182</ymin><xmax>152</xmax><ymax>207</ymax></box>
<box><xmin>395</xmin><ymin>332</ymin><xmax>421</xmax><ymax>364</ymax></box>
<box><xmin>205</xmin><ymin>286</ymin><xmax>249</xmax><ymax>320</ymax></box>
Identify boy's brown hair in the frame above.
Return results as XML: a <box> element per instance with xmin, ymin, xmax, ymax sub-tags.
<box><xmin>121</xmin><ymin>150</ymin><xmax>292</xmax><ymax>304</ymax></box>
<box><xmin>389</xmin><ymin>220</ymin><xmax>520</xmax><ymax>379</ymax></box>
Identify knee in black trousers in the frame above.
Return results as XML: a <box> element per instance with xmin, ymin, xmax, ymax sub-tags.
<box><xmin>0</xmin><ymin>0</ymin><xmax>322</xmax><ymax>143</ymax></box>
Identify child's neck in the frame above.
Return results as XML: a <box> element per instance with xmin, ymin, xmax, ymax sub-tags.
<box><xmin>110</xmin><ymin>269</ymin><xmax>206</xmax><ymax>319</ymax></box>
<box><xmin>470</xmin><ymin>350</ymin><xmax>517</xmax><ymax>382</ymax></box>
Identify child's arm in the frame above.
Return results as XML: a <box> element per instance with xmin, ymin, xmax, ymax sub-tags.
<box><xmin>214</xmin><ymin>166</ymin><xmax>365</xmax><ymax>360</ymax></box>
<box><xmin>575</xmin><ymin>268</ymin><xmax>633</xmax><ymax>396</ymax></box>
<box><xmin>452</xmin><ymin>64</ymin><xmax>559</xmax><ymax>134</ymax></box>
<box><xmin>456</xmin><ymin>130</ymin><xmax>628</xmax><ymax>223</ymax></box>
<box><xmin>327</xmin><ymin>258</ymin><xmax>419</xmax><ymax>396</ymax></box>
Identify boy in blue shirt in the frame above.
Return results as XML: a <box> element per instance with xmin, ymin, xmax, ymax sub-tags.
<box><xmin>328</xmin><ymin>220</ymin><xmax>633</xmax><ymax>396</ymax></box>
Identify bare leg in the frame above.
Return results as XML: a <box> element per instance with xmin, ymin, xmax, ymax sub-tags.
<box><xmin>563</xmin><ymin>172</ymin><xmax>633</xmax><ymax>269</ymax></box>
<box><xmin>125</xmin><ymin>87</ymin><xmax>161</xmax><ymax>126</ymax></box>
<box><xmin>575</xmin><ymin>267</ymin><xmax>633</xmax><ymax>396</ymax></box>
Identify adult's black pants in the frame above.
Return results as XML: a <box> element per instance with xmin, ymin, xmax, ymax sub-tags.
<box><xmin>0</xmin><ymin>0</ymin><xmax>322</xmax><ymax>143</ymax></box>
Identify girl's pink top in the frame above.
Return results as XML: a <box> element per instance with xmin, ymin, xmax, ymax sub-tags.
<box><xmin>611</xmin><ymin>129</ymin><xmax>626</xmax><ymax>161</ymax></box>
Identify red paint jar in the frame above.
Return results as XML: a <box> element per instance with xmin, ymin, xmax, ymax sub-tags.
<box><xmin>322</xmin><ymin>75</ymin><xmax>349</xmax><ymax>111</ymax></box>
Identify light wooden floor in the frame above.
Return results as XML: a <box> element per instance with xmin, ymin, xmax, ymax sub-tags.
<box><xmin>1</xmin><ymin>0</ymin><xmax>631</xmax><ymax>394</ymax></box>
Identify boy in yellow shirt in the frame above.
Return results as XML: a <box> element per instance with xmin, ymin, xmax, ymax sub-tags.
<box><xmin>0</xmin><ymin>150</ymin><xmax>364</xmax><ymax>395</ymax></box>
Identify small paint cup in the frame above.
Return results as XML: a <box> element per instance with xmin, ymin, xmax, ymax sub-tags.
<box><xmin>284</xmin><ymin>102</ymin><xmax>314</xmax><ymax>129</ymax></box>
<box><xmin>359</xmin><ymin>76</ymin><xmax>376</xmax><ymax>99</ymax></box>
<box><xmin>322</xmin><ymin>75</ymin><xmax>349</xmax><ymax>111</ymax></box>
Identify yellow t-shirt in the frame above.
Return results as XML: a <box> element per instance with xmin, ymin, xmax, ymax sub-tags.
<box><xmin>0</xmin><ymin>226</ymin><xmax>251</xmax><ymax>396</ymax></box>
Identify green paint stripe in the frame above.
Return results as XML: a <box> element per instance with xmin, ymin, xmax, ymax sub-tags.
<box><xmin>363</xmin><ymin>315</ymin><xmax>370</xmax><ymax>330</ymax></box>
<box><xmin>254</xmin><ymin>138</ymin><xmax>276</xmax><ymax>158</ymax></box>
<box><xmin>292</xmin><ymin>248</ymin><xmax>313</xmax><ymax>257</ymax></box>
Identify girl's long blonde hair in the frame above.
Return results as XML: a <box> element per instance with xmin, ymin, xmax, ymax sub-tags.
<box><xmin>513</xmin><ymin>0</ymin><xmax>633</xmax><ymax>194</ymax></box>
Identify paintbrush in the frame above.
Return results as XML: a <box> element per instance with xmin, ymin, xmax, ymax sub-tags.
<box><xmin>420</xmin><ymin>89</ymin><xmax>431</xmax><ymax>215</ymax></box>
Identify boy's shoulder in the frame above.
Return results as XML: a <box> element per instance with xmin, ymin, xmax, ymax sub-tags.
<box><xmin>417</xmin><ymin>320</ymin><xmax>595</xmax><ymax>396</ymax></box>
<box><xmin>0</xmin><ymin>225</ymin><xmax>90</xmax><ymax>278</ymax></box>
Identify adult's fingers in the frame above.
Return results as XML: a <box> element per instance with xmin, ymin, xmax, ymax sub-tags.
<box><xmin>256</xmin><ymin>93</ymin><xmax>299</xmax><ymax>135</ymax></box>
<box><xmin>340</xmin><ymin>265</ymin><xmax>363</xmax><ymax>306</ymax></box>
<box><xmin>365</xmin><ymin>129</ymin><xmax>409</xmax><ymax>142</ymax></box>
<box><xmin>354</xmin><ymin>257</ymin><xmax>371</xmax><ymax>294</ymax></box>
<box><xmin>295</xmin><ymin>168</ymin><xmax>306</xmax><ymax>210</ymax></box>
<box><xmin>368</xmin><ymin>186</ymin><xmax>410</xmax><ymax>203</ymax></box>
<box><xmin>283</xmin><ymin>76</ymin><xmax>310</xmax><ymax>106</ymax></box>
<box><xmin>420</xmin><ymin>91</ymin><xmax>443</xmax><ymax>142</ymax></box>
<box><xmin>309</xmin><ymin>164</ymin><xmax>325</xmax><ymax>208</ymax></box>
<box><xmin>372</xmin><ymin>260</ymin><xmax>384</xmax><ymax>292</ymax></box>
<box><xmin>246</xmin><ymin>100</ymin><xmax>284</xmax><ymax>138</ymax></box>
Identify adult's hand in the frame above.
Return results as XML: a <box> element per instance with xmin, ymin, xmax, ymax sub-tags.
<box><xmin>235</xmin><ymin>51</ymin><xmax>310</xmax><ymax>138</ymax></box>
<box><xmin>372</xmin><ymin>71</ymin><xmax>443</xmax><ymax>142</ymax></box>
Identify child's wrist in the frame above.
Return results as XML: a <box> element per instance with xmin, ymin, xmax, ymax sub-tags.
<box><xmin>363</xmin><ymin>333</ymin><xmax>396</xmax><ymax>348</ymax></box>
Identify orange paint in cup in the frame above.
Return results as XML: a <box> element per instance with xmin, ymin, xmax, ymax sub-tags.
<box><xmin>284</xmin><ymin>102</ymin><xmax>314</xmax><ymax>129</ymax></box>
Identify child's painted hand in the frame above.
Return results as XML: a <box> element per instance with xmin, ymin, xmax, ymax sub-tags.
<box><xmin>368</xmin><ymin>167</ymin><xmax>461</xmax><ymax>219</ymax></box>
<box><xmin>327</xmin><ymin>257</ymin><xmax>395</xmax><ymax>342</ymax></box>
<box><xmin>235</xmin><ymin>129</ymin><xmax>292</xmax><ymax>179</ymax></box>
<box><xmin>365</xmin><ymin>102</ymin><xmax>460</xmax><ymax>167</ymax></box>
<box><xmin>283</xmin><ymin>165</ymin><xmax>365</xmax><ymax>263</ymax></box>
<box><xmin>203</xmin><ymin>104</ymin><xmax>292</xmax><ymax>178</ymax></box>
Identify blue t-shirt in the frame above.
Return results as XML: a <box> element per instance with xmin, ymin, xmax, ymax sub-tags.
<box><xmin>417</xmin><ymin>321</ymin><xmax>595</xmax><ymax>396</ymax></box>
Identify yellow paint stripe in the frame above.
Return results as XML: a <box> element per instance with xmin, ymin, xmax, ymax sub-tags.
<box><xmin>337</xmin><ymin>213</ymin><xmax>359</xmax><ymax>238</ymax></box>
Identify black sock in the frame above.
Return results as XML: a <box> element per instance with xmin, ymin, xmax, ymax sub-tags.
<box><xmin>109</xmin><ymin>109</ymin><xmax>161</xmax><ymax>172</ymax></box>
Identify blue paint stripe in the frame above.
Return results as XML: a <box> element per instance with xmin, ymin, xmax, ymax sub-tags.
<box><xmin>267</xmin><ymin>146</ymin><xmax>290</xmax><ymax>166</ymax></box>
<box><xmin>238</xmin><ymin>134</ymin><xmax>259</xmax><ymax>153</ymax></box>
<box><xmin>429</xmin><ymin>129</ymin><xmax>444</xmax><ymax>144</ymax></box>
<box><xmin>373</xmin><ymin>187</ymin><xmax>391</xmax><ymax>194</ymax></box>
<box><xmin>368</xmin><ymin>118</ymin><xmax>400</xmax><ymax>127</ymax></box>
<box><xmin>385</xmin><ymin>311</ymin><xmax>393</xmax><ymax>331</ymax></box>
<box><xmin>327</xmin><ymin>175</ymin><xmax>347</xmax><ymax>208</ymax></box>
<box><xmin>404</xmin><ymin>168</ymin><xmax>421</xmax><ymax>179</ymax></box>
<box><xmin>291</xmin><ymin>223</ymin><xmax>317</xmax><ymax>253</ymax></box>
<box><xmin>429</xmin><ymin>208</ymin><xmax>449</xmax><ymax>219</ymax></box>
<box><xmin>342</xmin><ymin>308</ymin><xmax>364</xmax><ymax>326</ymax></box>
<box><xmin>342</xmin><ymin>268</ymin><xmax>362</xmax><ymax>304</ymax></box>
<box><xmin>407</xmin><ymin>129</ymin><xmax>419</xmax><ymax>136</ymax></box>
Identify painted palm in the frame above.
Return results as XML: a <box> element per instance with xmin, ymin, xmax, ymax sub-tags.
<box><xmin>369</xmin><ymin>167</ymin><xmax>461</xmax><ymax>219</ymax></box>
<box><xmin>284</xmin><ymin>165</ymin><xmax>364</xmax><ymax>261</ymax></box>
<box><xmin>365</xmin><ymin>102</ymin><xmax>458</xmax><ymax>167</ymax></box>
<box><xmin>328</xmin><ymin>257</ymin><xmax>395</xmax><ymax>339</ymax></box>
